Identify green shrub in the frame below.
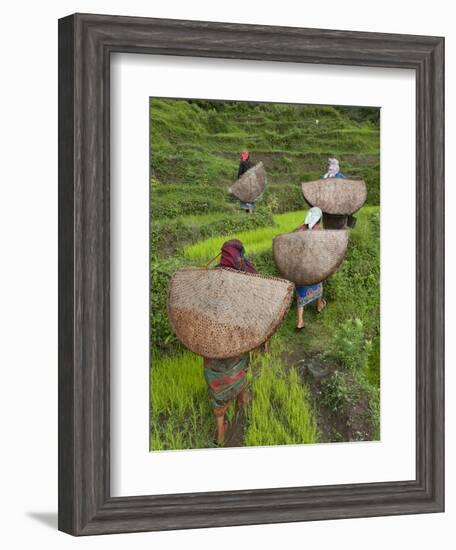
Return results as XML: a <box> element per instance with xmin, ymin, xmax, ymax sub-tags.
<box><xmin>323</xmin><ymin>208</ymin><xmax>380</xmax><ymax>339</ymax></box>
<box><xmin>263</xmin><ymin>184</ymin><xmax>304</xmax><ymax>213</ymax></box>
<box><xmin>319</xmin><ymin>371</ymin><xmax>350</xmax><ymax>413</ymax></box>
<box><xmin>367</xmin><ymin>335</ymin><xmax>380</xmax><ymax>388</ymax></box>
<box><xmin>150</xmin><ymin>256</ymin><xmax>190</xmax><ymax>350</ymax></box>
<box><xmin>332</xmin><ymin>318</ymin><xmax>372</xmax><ymax>371</ymax></box>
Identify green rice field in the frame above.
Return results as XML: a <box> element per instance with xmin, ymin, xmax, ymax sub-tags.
<box><xmin>150</xmin><ymin>98</ymin><xmax>380</xmax><ymax>450</ymax></box>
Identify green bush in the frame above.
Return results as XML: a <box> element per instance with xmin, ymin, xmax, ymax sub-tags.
<box><xmin>263</xmin><ymin>184</ymin><xmax>304</xmax><ymax>213</ymax></box>
<box><xmin>150</xmin><ymin>256</ymin><xmax>190</xmax><ymax>350</ymax></box>
<box><xmin>319</xmin><ymin>371</ymin><xmax>350</xmax><ymax>413</ymax></box>
<box><xmin>332</xmin><ymin>318</ymin><xmax>372</xmax><ymax>371</ymax></box>
<box><xmin>324</xmin><ymin>208</ymin><xmax>380</xmax><ymax>339</ymax></box>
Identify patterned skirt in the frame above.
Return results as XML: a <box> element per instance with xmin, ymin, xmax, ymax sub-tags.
<box><xmin>296</xmin><ymin>283</ymin><xmax>323</xmax><ymax>307</ymax></box>
<box><xmin>203</xmin><ymin>354</ymin><xmax>249</xmax><ymax>416</ymax></box>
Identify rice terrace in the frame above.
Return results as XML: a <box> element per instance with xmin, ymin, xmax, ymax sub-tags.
<box><xmin>150</xmin><ymin>98</ymin><xmax>380</xmax><ymax>450</ymax></box>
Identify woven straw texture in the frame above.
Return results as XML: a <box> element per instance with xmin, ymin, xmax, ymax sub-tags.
<box><xmin>302</xmin><ymin>178</ymin><xmax>367</xmax><ymax>215</ymax></box>
<box><xmin>167</xmin><ymin>267</ymin><xmax>294</xmax><ymax>358</ymax></box>
<box><xmin>273</xmin><ymin>230</ymin><xmax>349</xmax><ymax>285</ymax></box>
<box><xmin>228</xmin><ymin>162</ymin><xmax>266</xmax><ymax>202</ymax></box>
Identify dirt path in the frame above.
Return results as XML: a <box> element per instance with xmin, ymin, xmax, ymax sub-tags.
<box><xmin>219</xmin><ymin>330</ymin><xmax>376</xmax><ymax>448</ymax></box>
<box><xmin>283</xmin><ymin>344</ymin><xmax>377</xmax><ymax>443</ymax></box>
<box><xmin>224</xmin><ymin>408</ymin><xmax>246</xmax><ymax>448</ymax></box>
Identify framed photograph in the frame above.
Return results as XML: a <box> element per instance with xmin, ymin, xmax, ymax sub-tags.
<box><xmin>58</xmin><ymin>13</ymin><xmax>444</xmax><ymax>535</ymax></box>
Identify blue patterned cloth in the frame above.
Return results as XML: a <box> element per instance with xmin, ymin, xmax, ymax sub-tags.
<box><xmin>296</xmin><ymin>283</ymin><xmax>323</xmax><ymax>307</ymax></box>
<box><xmin>322</xmin><ymin>171</ymin><xmax>346</xmax><ymax>179</ymax></box>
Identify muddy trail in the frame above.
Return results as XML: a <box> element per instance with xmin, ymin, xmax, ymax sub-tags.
<box><xmin>223</xmin><ymin>338</ymin><xmax>377</xmax><ymax>448</ymax></box>
<box><xmin>286</xmin><ymin>348</ymin><xmax>376</xmax><ymax>443</ymax></box>
<box><xmin>223</xmin><ymin>408</ymin><xmax>247</xmax><ymax>448</ymax></box>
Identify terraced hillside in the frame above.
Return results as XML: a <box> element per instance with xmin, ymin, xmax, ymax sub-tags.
<box><xmin>150</xmin><ymin>98</ymin><xmax>380</xmax><ymax>451</ymax></box>
<box><xmin>150</xmin><ymin>99</ymin><xmax>380</xmax><ymax>212</ymax></box>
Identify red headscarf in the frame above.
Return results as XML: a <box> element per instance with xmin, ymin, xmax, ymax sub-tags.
<box><xmin>240</xmin><ymin>150</ymin><xmax>250</xmax><ymax>162</ymax></box>
<box><xmin>218</xmin><ymin>239</ymin><xmax>257</xmax><ymax>273</ymax></box>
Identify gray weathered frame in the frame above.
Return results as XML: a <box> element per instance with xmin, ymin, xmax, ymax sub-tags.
<box><xmin>58</xmin><ymin>13</ymin><xmax>444</xmax><ymax>535</ymax></box>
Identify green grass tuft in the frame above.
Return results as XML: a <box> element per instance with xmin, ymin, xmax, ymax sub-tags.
<box><xmin>150</xmin><ymin>350</ymin><xmax>215</xmax><ymax>450</ymax></box>
<box><xmin>245</xmin><ymin>340</ymin><xmax>318</xmax><ymax>446</ymax></box>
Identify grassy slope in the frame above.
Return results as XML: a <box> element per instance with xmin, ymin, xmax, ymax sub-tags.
<box><xmin>150</xmin><ymin>99</ymin><xmax>380</xmax><ymax>208</ymax></box>
<box><xmin>150</xmin><ymin>207</ymin><xmax>380</xmax><ymax>450</ymax></box>
<box><xmin>151</xmin><ymin>336</ymin><xmax>318</xmax><ymax>450</ymax></box>
<box><xmin>150</xmin><ymin>98</ymin><xmax>380</xmax><ymax>450</ymax></box>
<box><xmin>184</xmin><ymin>210</ymin><xmax>306</xmax><ymax>263</ymax></box>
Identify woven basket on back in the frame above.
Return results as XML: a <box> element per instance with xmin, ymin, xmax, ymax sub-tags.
<box><xmin>228</xmin><ymin>162</ymin><xmax>266</xmax><ymax>203</ymax></box>
<box><xmin>302</xmin><ymin>178</ymin><xmax>367</xmax><ymax>215</ymax></box>
<box><xmin>167</xmin><ymin>267</ymin><xmax>293</xmax><ymax>359</ymax></box>
<box><xmin>273</xmin><ymin>230</ymin><xmax>349</xmax><ymax>285</ymax></box>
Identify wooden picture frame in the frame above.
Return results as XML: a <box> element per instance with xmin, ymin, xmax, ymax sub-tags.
<box><xmin>58</xmin><ymin>13</ymin><xmax>444</xmax><ymax>535</ymax></box>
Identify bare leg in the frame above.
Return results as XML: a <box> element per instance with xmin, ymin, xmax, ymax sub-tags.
<box><xmin>215</xmin><ymin>415</ymin><xmax>227</xmax><ymax>445</ymax></box>
<box><xmin>236</xmin><ymin>388</ymin><xmax>252</xmax><ymax>412</ymax></box>
<box><xmin>296</xmin><ymin>306</ymin><xmax>305</xmax><ymax>328</ymax></box>
<box><xmin>316</xmin><ymin>297</ymin><xmax>327</xmax><ymax>313</ymax></box>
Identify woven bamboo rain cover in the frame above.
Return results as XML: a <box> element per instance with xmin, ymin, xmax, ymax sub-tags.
<box><xmin>302</xmin><ymin>179</ymin><xmax>367</xmax><ymax>215</ymax></box>
<box><xmin>228</xmin><ymin>162</ymin><xmax>266</xmax><ymax>203</ymax></box>
<box><xmin>273</xmin><ymin>230</ymin><xmax>349</xmax><ymax>285</ymax></box>
<box><xmin>167</xmin><ymin>267</ymin><xmax>293</xmax><ymax>358</ymax></box>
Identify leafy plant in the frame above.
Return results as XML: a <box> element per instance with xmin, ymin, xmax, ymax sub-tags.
<box><xmin>332</xmin><ymin>318</ymin><xmax>372</xmax><ymax>371</ymax></box>
<box><xmin>319</xmin><ymin>371</ymin><xmax>350</xmax><ymax>413</ymax></box>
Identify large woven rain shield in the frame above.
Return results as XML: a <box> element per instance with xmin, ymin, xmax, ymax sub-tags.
<box><xmin>302</xmin><ymin>178</ymin><xmax>367</xmax><ymax>215</ymax></box>
<box><xmin>229</xmin><ymin>162</ymin><xmax>266</xmax><ymax>203</ymax></box>
<box><xmin>273</xmin><ymin>230</ymin><xmax>349</xmax><ymax>285</ymax></box>
<box><xmin>167</xmin><ymin>267</ymin><xmax>293</xmax><ymax>358</ymax></box>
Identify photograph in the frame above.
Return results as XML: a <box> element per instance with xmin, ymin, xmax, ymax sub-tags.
<box><xmin>150</xmin><ymin>98</ymin><xmax>380</xmax><ymax>450</ymax></box>
<box><xmin>1</xmin><ymin>1</ymin><xmax>445</xmax><ymax>542</ymax></box>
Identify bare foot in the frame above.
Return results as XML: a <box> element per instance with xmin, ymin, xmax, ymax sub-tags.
<box><xmin>317</xmin><ymin>298</ymin><xmax>327</xmax><ymax>313</ymax></box>
<box><xmin>215</xmin><ymin>419</ymin><xmax>228</xmax><ymax>445</ymax></box>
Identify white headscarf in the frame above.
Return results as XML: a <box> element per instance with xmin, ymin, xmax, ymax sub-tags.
<box><xmin>323</xmin><ymin>157</ymin><xmax>340</xmax><ymax>179</ymax></box>
<box><xmin>305</xmin><ymin>207</ymin><xmax>322</xmax><ymax>229</ymax></box>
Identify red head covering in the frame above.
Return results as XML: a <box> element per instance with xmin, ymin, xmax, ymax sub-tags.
<box><xmin>240</xmin><ymin>150</ymin><xmax>250</xmax><ymax>162</ymax></box>
<box><xmin>218</xmin><ymin>239</ymin><xmax>257</xmax><ymax>273</ymax></box>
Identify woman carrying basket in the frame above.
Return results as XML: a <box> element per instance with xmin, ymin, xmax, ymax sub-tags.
<box><xmin>294</xmin><ymin>207</ymin><xmax>327</xmax><ymax>330</ymax></box>
<box><xmin>237</xmin><ymin>150</ymin><xmax>256</xmax><ymax>214</ymax></box>
<box><xmin>204</xmin><ymin>239</ymin><xmax>256</xmax><ymax>445</ymax></box>
<box><xmin>322</xmin><ymin>157</ymin><xmax>357</xmax><ymax>228</ymax></box>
